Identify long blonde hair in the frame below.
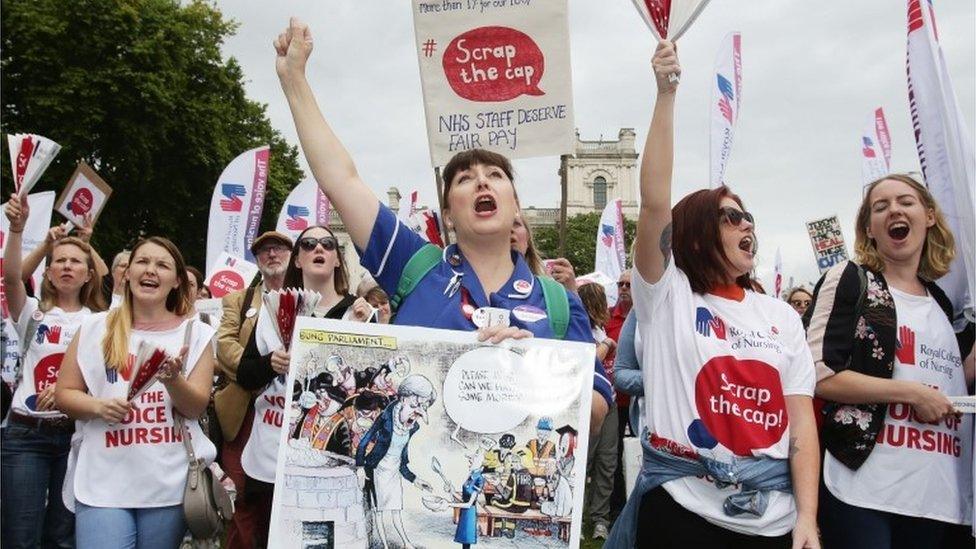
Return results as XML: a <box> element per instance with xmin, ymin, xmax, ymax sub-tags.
<box><xmin>854</xmin><ymin>174</ymin><xmax>955</xmax><ymax>280</ymax></box>
<box><xmin>38</xmin><ymin>237</ymin><xmax>106</xmax><ymax>313</ymax></box>
<box><xmin>101</xmin><ymin>237</ymin><xmax>193</xmax><ymax>371</ymax></box>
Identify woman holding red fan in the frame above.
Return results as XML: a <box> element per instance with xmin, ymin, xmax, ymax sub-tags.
<box><xmin>231</xmin><ymin>224</ymin><xmax>372</xmax><ymax>548</ymax></box>
<box><xmin>2</xmin><ymin>194</ymin><xmax>105</xmax><ymax>548</ymax></box>
<box><xmin>56</xmin><ymin>236</ymin><xmax>216</xmax><ymax>548</ymax></box>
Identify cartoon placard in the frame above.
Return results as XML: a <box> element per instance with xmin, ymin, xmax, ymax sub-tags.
<box><xmin>412</xmin><ymin>0</ymin><xmax>575</xmax><ymax>166</ymax></box>
<box><xmin>54</xmin><ymin>162</ymin><xmax>112</xmax><ymax>228</ymax></box>
<box><xmin>268</xmin><ymin>318</ymin><xmax>594</xmax><ymax>549</ymax></box>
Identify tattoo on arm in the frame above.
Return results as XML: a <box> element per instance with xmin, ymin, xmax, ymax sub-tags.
<box><xmin>660</xmin><ymin>223</ymin><xmax>673</xmax><ymax>268</ymax></box>
<box><xmin>789</xmin><ymin>436</ymin><xmax>799</xmax><ymax>458</ymax></box>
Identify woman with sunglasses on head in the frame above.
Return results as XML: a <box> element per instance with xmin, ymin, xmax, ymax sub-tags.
<box><xmin>55</xmin><ymin>236</ymin><xmax>216</xmax><ymax>548</ymax></box>
<box><xmin>806</xmin><ymin>174</ymin><xmax>974</xmax><ymax>549</ymax></box>
<box><xmin>233</xmin><ymin>225</ymin><xmax>372</xmax><ymax>548</ymax></box>
<box><xmin>272</xmin><ymin>19</ymin><xmax>613</xmax><ymax>435</ymax></box>
<box><xmin>2</xmin><ymin>195</ymin><xmax>106</xmax><ymax>549</ymax></box>
<box><xmin>606</xmin><ymin>42</ymin><xmax>820</xmax><ymax>549</ymax></box>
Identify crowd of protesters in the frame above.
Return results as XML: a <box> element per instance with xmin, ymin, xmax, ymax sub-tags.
<box><xmin>0</xmin><ymin>19</ymin><xmax>972</xmax><ymax>549</ymax></box>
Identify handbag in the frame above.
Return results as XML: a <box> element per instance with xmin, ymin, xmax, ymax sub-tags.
<box><xmin>176</xmin><ymin>320</ymin><xmax>234</xmax><ymax>539</ymax></box>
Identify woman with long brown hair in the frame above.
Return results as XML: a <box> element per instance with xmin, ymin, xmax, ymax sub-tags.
<box><xmin>56</xmin><ymin>236</ymin><xmax>217</xmax><ymax>548</ymax></box>
<box><xmin>808</xmin><ymin>174</ymin><xmax>973</xmax><ymax>548</ymax></box>
<box><xmin>2</xmin><ymin>195</ymin><xmax>106</xmax><ymax>548</ymax></box>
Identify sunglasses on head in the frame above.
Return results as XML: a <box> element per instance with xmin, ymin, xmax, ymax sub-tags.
<box><xmin>298</xmin><ymin>236</ymin><xmax>338</xmax><ymax>252</ymax></box>
<box><xmin>719</xmin><ymin>207</ymin><xmax>754</xmax><ymax>227</ymax></box>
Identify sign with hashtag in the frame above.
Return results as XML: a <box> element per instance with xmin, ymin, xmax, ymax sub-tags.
<box><xmin>412</xmin><ymin>0</ymin><xmax>574</xmax><ymax>167</ymax></box>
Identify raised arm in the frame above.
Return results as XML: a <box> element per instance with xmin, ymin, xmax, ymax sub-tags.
<box><xmin>274</xmin><ymin>18</ymin><xmax>378</xmax><ymax>249</ymax></box>
<box><xmin>633</xmin><ymin>41</ymin><xmax>679</xmax><ymax>285</ymax></box>
<box><xmin>21</xmin><ymin>224</ymin><xmax>68</xmax><ymax>286</ymax></box>
<box><xmin>4</xmin><ymin>194</ymin><xmax>30</xmax><ymax>320</ymax></box>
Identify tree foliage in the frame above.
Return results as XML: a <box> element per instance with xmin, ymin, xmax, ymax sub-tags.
<box><xmin>534</xmin><ymin>212</ymin><xmax>636</xmax><ymax>275</ymax></box>
<box><xmin>1</xmin><ymin>0</ymin><xmax>303</xmax><ymax>270</ymax></box>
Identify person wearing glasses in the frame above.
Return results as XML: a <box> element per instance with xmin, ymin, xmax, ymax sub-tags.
<box><xmin>272</xmin><ymin>18</ymin><xmax>613</xmax><ymax>437</ymax></box>
<box><xmin>235</xmin><ymin>225</ymin><xmax>373</xmax><ymax>547</ymax></box>
<box><xmin>807</xmin><ymin>174</ymin><xmax>974</xmax><ymax>549</ymax></box>
<box><xmin>786</xmin><ymin>288</ymin><xmax>813</xmax><ymax>319</ymax></box>
<box><xmin>607</xmin><ymin>41</ymin><xmax>820</xmax><ymax>549</ymax></box>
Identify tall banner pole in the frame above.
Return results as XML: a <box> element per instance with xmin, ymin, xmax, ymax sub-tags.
<box><xmin>558</xmin><ymin>154</ymin><xmax>569</xmax><ymax>257</ymax></box>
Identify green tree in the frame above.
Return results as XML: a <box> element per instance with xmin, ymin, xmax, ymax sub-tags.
<box><xmin>1</xmin><ymin>0</ymin><xmax>303</xmax><ymax>270</ymax></box>
<box><xmin>534</xmin><ymin>212</ymin><xmax>636</xmax><ymax>275</ymax></box>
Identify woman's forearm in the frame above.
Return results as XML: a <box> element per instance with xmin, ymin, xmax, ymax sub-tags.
<box><xmin>786</xmin><ymin>395</ymin><xmax>819</xmax><ymax>523</ymax></box>
<box><xmin>816</xmin><ymin>370</ymin><xmax>920</xmax><ymax>405</ymax></box>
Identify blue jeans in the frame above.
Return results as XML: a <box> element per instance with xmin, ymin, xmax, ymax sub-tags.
<box><xmin>75</xmin><ymin>503</ymin><xmax>186</xmax><ymax>549</ymax></box>
<box><xmin>1</xmin><ymin>423</ymin><xmax>74</xmax><ymax>549</ymax></box>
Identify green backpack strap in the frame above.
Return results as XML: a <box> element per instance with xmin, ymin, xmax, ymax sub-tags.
<box><xmin>538</xmin><ymin>276</ymin><xmax>569</xmax><ymax>340</ymax></box>
<box><xmin>391</xmin><ymin>244</ymin><xmax>443</xmax><ymax>313</ymax></box>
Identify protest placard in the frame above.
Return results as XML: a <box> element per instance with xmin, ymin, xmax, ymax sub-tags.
<box><xmin>54</xmin><ymin>162</ymin><xmax>112</xmax><ymax>228</ymax></box>
<box><xmin>205</xmin><ymin>252</ymin><xmax>259</xmax><ymax>299</ymax></box>
<box><xmin>806</xmin><ymin>215</ymin><xmax>849</xmax><ymax>274</ymax></box>
<box><xmin>412</xmin><ymin>0</ymin><xmax>575</xmax><ymax>166</ymax></box>
<box><xmin>269</xmin><ymin>318</ymin><xmax>593</xmax><ymax>549</ymax></box>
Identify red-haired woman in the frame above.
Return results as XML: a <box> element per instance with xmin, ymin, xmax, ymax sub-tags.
<box><xmin>606</xmin><ymin>42</ymin><xmax>820</xmax><ymax>549</ymax></box>
<box><xmin>2</xmin><ymin>195</ymin><xmax>106</xmax><ymax>548</ymax></box>
<box><xmin>808</xmin><ymin>174</ymin><xmax>973</xmax><ymax>549</ymax></box>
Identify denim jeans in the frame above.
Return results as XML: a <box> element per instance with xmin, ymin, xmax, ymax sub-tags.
<box><xmin>1</xmin><ymin>423</ymin><xmax>74</xmax><ymax>549</ymax></box>
<box><xmin>75</xmin><ymin>503</ymin><xmax>186</xmax><ymax>549</ymax></box>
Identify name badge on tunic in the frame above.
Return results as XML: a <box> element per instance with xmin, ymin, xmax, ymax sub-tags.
<box><xmin>471</xmin><ymin>307</ymin><xmax>510</xmax><ymax>329</ymax></box>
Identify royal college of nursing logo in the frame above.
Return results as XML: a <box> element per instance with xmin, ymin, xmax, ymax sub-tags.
<box><xmin>695</xmin><ymin>307</ymin><xmax>727</xmax><ymax>340</ymax></box>
<box><xmin>600</xmin><ymin>224</ymin><xmax>615</xmax><ymax>247</ymax></box>
<box><xmin>219</xmin><ymin>183</ymin><xmax>246</xmax><ymax>212</ymax></box>
<box><xmin>285</xmin><ymin>205</ymin><xmax>310</xmax><ymax>231</ymax></box>
<box><xmin>716</xmin><ymin>73</ymin><xmax>735</xmax><ymax>124</ymax></box>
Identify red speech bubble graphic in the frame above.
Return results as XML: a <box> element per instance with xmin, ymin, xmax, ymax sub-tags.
<box><xmin>442</xmin><ymin>26</ymin><xmax>545</xmax><ymax>102</ymax></box>
<box><xmin>209</xmin><ymin>270</ymin><xmax>245</xmax><ymax>298</ymax></box>
<box><xmin>68</xmin><ymin>188</ymin><xmax>94</xmax><ymax>216</ymax></box>
<box><xmin>694</xmin><ymin>355</ymin><xmax>788</xmax><ymax>456</ymax></box>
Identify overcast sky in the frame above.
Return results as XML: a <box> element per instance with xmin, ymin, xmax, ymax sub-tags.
<box><xmin>215</xmin><ymin>0</ymin><xmax>974</xmax><ymax>290</ymax></box>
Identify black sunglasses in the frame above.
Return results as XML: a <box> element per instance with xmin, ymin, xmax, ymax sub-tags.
<box><xmin>617</xmin><ymin>281</ymin><xmax>631</xmax><ymax>288</ymax></box>
<box><xmin>719</xmin><ymin>207</ymin><xmax>754</xmax><ymax>227</ymax></box>
<box><xmin>298</xmin><ymin>236</ymin><xmax>338</xmax><ymax>252</ymax></box>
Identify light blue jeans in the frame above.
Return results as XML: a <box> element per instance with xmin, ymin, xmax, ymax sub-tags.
<box><xmin>75</xmin><ymin>503</ymin><xmax>186</xmax><ymax>549</ymax></box>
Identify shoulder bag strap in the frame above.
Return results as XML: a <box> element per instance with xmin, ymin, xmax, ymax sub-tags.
<box><xmin>176</xmin><ymin>320</ymin><xmax>198</xmax><ymax>464</ymax></box>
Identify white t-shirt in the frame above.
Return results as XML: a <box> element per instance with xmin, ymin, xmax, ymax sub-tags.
<box><xmin>72</xmin><ymin>312</ymin><xmax>217</xmax><ymax>508</ymax></box>
<box><xmin>11</xmin><ymin>298</ymin><xmax>90</xmax><ymax>418</ymax></box>
<box><xmin>632</xmin><ymin>262</ymin><xmax>815</xmax><ymax>536</ymax></box>
<box><xmin>825</xmin><ymin>287</ymin><xmax>973</xmax><ymax>524</ymax></box>
<box><xmin>241</xmin><ymin>305</ymin><xmax>287</xmax><ymax>483</ymax></box>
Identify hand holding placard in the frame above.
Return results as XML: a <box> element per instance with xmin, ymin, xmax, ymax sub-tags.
<box><xmin>54</xmin><ymin>162</ymin><xmax>112</xmax><ymax>229</ymax></box>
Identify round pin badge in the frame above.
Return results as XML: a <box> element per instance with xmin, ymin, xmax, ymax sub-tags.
<box><xmin>513</xmin><ymin>279</ymin><xmax>532</xmax><ymax>294</ymax></box>
<box><xmin>32</xmin><ymin>310</ymin><xmax>44</xmax><ymax>322</ymax></box>
<box><xmin>449</xmin><ymin>254</ymin><xmax>462</xmax><ymax>267</ymax></box>
<box><xmin>512</xmin><ymin>305</ymin><xmax>547</xmax><ymax>323</ymax></box>
<box><xmin>245</xmin><ymin>307</ymin><xmax>257</xmax><ymax>319</ymax></box>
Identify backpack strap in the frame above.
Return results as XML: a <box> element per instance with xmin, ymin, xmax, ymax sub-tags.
<box><xmin>391</xmin><ymin>244</ymin><xmax>442</xmax><ymax>313</ymax></box>
<box><xmin>538</xmin><ymin>276</ymin><xmax>569</xmax><ymax>340</ymax></box>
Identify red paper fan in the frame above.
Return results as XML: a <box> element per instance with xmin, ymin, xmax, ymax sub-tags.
<box><xmin>127</xmin><ymin>347</ymin><xmax>168</xmax><ymax>401</ymax></box>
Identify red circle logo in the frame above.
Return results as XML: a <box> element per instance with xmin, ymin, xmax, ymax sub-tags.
<box><xmin>694</xmin><ymin>355</ymin><xmax>788</xmax><ymax>456</ymax></box>
<box><xmin>209</xmin><ymin>270</ymin><xmax>245</xmax><ymax>298</ymax></box>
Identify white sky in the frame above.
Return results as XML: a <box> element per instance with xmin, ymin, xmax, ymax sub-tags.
<box><xmin>216</xmin><ymin>0</ymin><xmax>974</xmax><ymax>290</ymax></box>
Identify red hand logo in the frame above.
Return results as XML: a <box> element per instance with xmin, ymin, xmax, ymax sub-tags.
<box><xmin>709</xmin><ymin>316</ymin><xmax>727</xmax><ymax>340</ymax></box>
<box><xmin>47</xmin><ymin>325</ymin><xmax>62</xmax><ymax>344</ymax></box>
<box><xmin>895</xmin><ymin>326</ymin><xmax>915</xmax><ymax>365</ymax></box>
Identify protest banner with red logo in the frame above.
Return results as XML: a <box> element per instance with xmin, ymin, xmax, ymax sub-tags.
<box><xmin>860</xmin><ymin>107</ymin><xmax>892</xmax><ymax>186</ymax></box>
<box><xmin>595</xmin><ymin>198</ymin><xmax>626</xmax><ymax>306</ymax></box>
<box><xmin>806</xmin><ymin>215</ymin><xmax>849</xmax><ymax>274</ymax></box>
<box><xmin>906</xmin><ymin>0</ymin><xmax>975</xmax><ymax>324</ymax></box>
<box><xmin>412</xmin><ymin>0</ymin><xmax>574</xmax><ymax>166</ymax></box>
<box><xmin>6</xmin><ymin>133</ymin><xmax>61</xmax><ymax>197</ymax></box>
<box><xmin>206</xmin><ymin>146</ymin><xmax>270</xmax><ymax>273</ymax></box>
<box><xmin>54</xmin><ymin>162</ymin><xmax>112</xmax><ymax>229</ymax></box>
<box><xmin>275</xmin><ymin>178</ymin><xmax>331</xmax><ymax>244</ymax></box>
<box><xmin>710</xmin><ymin>32</ymin><xmax>742</xmax><ymax>188</ymax></box>
<box><xmin>773</xmin><ymin>247</ymin><xmax>783</xmax><ymax>300</ymax></box>
<box><xmin>205</xmin><ymin>252</ymin><xmax>259</xmax><ymax>299</ymax></box>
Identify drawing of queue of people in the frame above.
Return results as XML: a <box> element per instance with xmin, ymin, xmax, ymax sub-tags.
<box><xmin>422</xmin><ymin>417</ymin><xmax>580</xmax><ymax>546</ymax></box>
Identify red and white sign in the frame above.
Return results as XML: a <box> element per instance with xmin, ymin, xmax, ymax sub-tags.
<box><xmin>773</xmin><ymin>247</ymin><xmax>783</xmax><ymax>300</ymax></box>
<box><xmin>205</xmin><ymin>252</ymin><xmax>258</xmax><ymax>299</ymax></box>
<box><xmin>412</xmin><ymin>0</ymin><xmax>574</xmax><ymax>166</ymax></box>
<box><xmin>206</xmin><ymin>146</ymin><xmax>270</xmax><ymax>272</ymax></box>
<box><xmin>806</xmin><ymin>215</ymin><xmax>849</xmax><ymax>274</ymax></box>
<box><xmin>54</xmin><ymin>162</ymin><xmax>112</xmax><ymax>228</ymax></box>
<box><xmin>860</xmin><ymin>107</ymin><xmax>892</xmax><ymax>185</ymax></box>
<box><xmin>6</xmin><ymin>133</ymin><xmax>61</xmax><ymax>197</ymax></box>
<box><xmin>275</xmin><ymin>178</ymin><xmax>331</xmax><ymax>243</ymax></box>
<box><xmin>710</xmin><ymin>32</ymin><xmax>742</xmax><ymax>188</ymax></box>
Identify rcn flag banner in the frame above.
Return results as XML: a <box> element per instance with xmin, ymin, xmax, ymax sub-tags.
<box><xmin>275</xmin><ymin>178</ymin><xmax>331</xmax><ymax>243</ymax></box>
<box><xmin>860</xmin><ymin>107</ymin><xmax>892</xmax><ymax>186</ymax></box>
<box><xmin>710</xmin><ymin>32</ymin><xmax>742</xmax><ymax>188</ymax></box>
<box><xmin>412</xmin><ymin>0</ymin><xmax>575</xmax><ymax>166</ymax></box>
<box><xmin>205</xmin><ymin>252</ymin><xmax>259</xmax><ymax>299</ymax></box>
<box><xmin>906</xmin><ymin>0</ymin><xmax>975</xmax><ymax>323</ymax></box>
<box><xmin>595</xmin><ymin>198</ymin><xmax>626</xmax><ymax>306</ymax></box>
<box><xmin>398</xmin><ymin>189</ymin><xmax>419</xmax><ymax>225</ymax></box>
<box><xmin>773</xmin><ymin>247</ymin><xmax>783</xmax><ymax>300</ymax></box>
<box><xmin>0</xmin><ymin>191</ymin><xmax>56</xmax><ymax>300</ymax></box>
<box><xmin>206</xmin><ymin>146</ymin><xmax>270</xmax><ymax>273</ymax></box>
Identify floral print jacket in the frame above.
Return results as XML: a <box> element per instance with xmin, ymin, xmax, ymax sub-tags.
<box><xmin>803</xmin><ymin>261</ymin><xmax>953</xmax><ymax>470</ymax></box>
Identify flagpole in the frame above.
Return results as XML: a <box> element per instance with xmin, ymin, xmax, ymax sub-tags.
<box><xmin>558</xmin><ymin>154</ymin><xmax>569</xmax><ymax>257</ymax></box>
<box><xmin>434</xmin><ymin>167</ymin><xmax>451</xmax><ymax>246</ymax></box>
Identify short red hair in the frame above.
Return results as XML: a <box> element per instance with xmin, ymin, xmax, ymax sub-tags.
<box><xmin>672</xmin><ymin>187</ymin><xmax>752</xmax><ymax>294</ymax></box>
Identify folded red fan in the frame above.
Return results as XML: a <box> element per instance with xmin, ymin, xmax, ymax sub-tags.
<box><xmin>127</xmin><ymin>346</ymin><xmax>168</xmax><ymax>402</ymax></box>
